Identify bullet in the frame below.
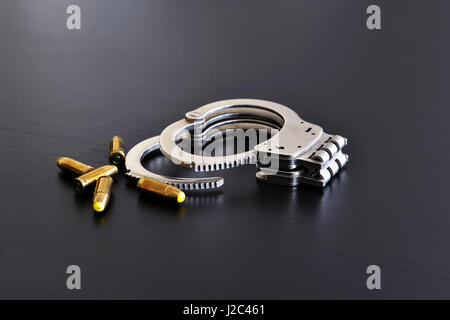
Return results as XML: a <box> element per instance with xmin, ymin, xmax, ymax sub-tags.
<box><xmin>137</xmin><ymin>177</ymin><xmax>186</xmax><ymax>203</ymax></box>
<box><xmin>93</xmin><ymin>176</ymin><xmax>113</xmax><ymax>212</ymax></box>
<box><xmin>109</xmin><ymin>136</ymin><xmax>125</xmax><ymax>166</ymax></box>
<box><xmin>57</xmin><ymin>157</ymin><xmax>95</xmax><ymax>176</ymax></box>
<box><xmin>74</xmin><ymin>165</ymin><xmax>118</xmax><ymax>193</ymax></box>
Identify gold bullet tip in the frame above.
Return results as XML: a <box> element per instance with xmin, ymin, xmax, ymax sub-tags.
<box><xmin>93</xmin><ymin>202</ymin><xmax>105</xmax><ymax>212</ymax></box>
<box><xmin>177</xmin><ymin>192</ymin><xmax>186</xmax><ymax>203</ymax></box>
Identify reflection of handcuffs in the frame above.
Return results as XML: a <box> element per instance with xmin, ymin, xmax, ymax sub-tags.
<box><xmin>125</xmin><ymin>99</ymin><xmax>349</xmax><ymax>190</ymax></box>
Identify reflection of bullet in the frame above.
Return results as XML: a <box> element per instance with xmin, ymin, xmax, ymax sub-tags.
<box><xmin>93</xmin><ymin>176</ymin><xmax>113</xmax><ymax>213</ymax></box>
<box><xmin>109</xmin><ymin>136</ymin><xmax>125</xmax><ymax>166</ymax></box>
<box><xmin>137</xmin><ymin>177</ymin><xmax>186</xmax><ymax>203</ymax></box>
<box><xmin>74</xmin><ymin>165</ymin><xmax>118</xmax><ymax>193</ymax></box>
<box><xmin>57</xmin><ymin>157</ymin><xmax>94</xmax><ymax>176</ymax></box>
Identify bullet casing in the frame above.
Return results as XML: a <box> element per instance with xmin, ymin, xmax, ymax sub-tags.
<box><xmin>74</xmin><ymin>165</ymin><xmax>118</xmax><ymax>193</ymax></box>
<box><xmin>137</xmin><ymin>177</ymin><xmax>186</xmax><ymax>203</ymax></box>
<box><xmin>57</xmin><ymin>157</ymin><xmax>94</xmax><ymax>176</ymax></box>
<box><xmin>93</xmin><ymin>176</ymin><xmax>113</xmax><ymax>212</ymax></box>
<box><xmin>109</xmin><ymin>136</ymin><xmax>125</xmax><ymax>166</ymax></box>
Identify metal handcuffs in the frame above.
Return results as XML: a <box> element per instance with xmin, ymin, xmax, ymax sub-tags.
<box><xmin>125</xmin><ymin>120</ymin><xmax>275</xmax><ymax>189</ymax></box>
<box><xmin>126</xmin><ymin>99</ymin><xmax>349</xmax><ymax>189</ymax></box>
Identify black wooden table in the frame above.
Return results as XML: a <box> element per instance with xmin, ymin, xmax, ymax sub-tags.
<box><xmin>1</xmin><ymin>0</ymin><xmax>449</xmax><ymax>299</ymax></box>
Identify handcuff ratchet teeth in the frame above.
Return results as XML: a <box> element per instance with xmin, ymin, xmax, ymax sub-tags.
<box><xmin>125</xmin><ymin>136</ymin><xmax>224</xmax><ymax>190</ymax></box>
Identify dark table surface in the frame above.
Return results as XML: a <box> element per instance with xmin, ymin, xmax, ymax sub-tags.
<box><xmin>1</xmin><ymin>0</ymin><xmax>449</xmax><ymax>299</ymax></box>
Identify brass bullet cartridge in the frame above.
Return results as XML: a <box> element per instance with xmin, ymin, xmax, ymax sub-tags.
<box><xmin>137</xmin><ymin>177</ymin><xmax>186</xmax><ymax>203</ymax></box>
<box><xmin>74</xmin><ymin>165</ymin><xmax>118</xmax><ymax>193</ymax></box>
<box><xmin>56</xmin><ymin>157</ymin><xmax>95</xmax><ymax>176</ymax></box>
<box><xmin>93</xmin><ymin>176</ymin><xmax>113</xmax><ymax>212</ymax></box>
<box><xmin>109</xmin><ymin>136</ymin><xmax>125</xmax><ymax>166</ymax></box>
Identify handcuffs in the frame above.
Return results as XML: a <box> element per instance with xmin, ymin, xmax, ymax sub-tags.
<box><xmin>125</xmin><ymin>99</ymin><xmax>348</xmax><ymax>190</ymax></box>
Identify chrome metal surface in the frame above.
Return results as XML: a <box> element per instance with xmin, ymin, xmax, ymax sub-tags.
<box><xmin>159</xmin><ymin>99</ymin><xmax>321</xmax><ymax>170</ymax></box>
<box><xmin>158</xmin><ymin>99</ymin><xmax>349</xmax><ymax>187</ymax></box>
<box><xmin>125</xmin><ymin>136</ymin><xmax>224</xmax><ymax>190</ymax></box>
